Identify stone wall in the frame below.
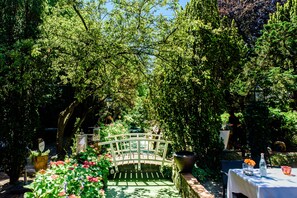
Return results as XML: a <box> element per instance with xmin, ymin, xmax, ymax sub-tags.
<box><xmin>172</xmin><ymin>164</ymin><xmax>214</xmax><ymax>198</ymax></box>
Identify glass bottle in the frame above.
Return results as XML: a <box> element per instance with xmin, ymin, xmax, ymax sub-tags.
<box><xmin>259</xmin><ymin>153</ymin><xmax>267</xmax><ymax>177</ymax></box>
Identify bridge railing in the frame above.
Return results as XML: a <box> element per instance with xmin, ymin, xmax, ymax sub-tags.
<box><xmin>88</xmin><ymin>133</ymin><xmax>172</xmax><ymax>172</ymax></box>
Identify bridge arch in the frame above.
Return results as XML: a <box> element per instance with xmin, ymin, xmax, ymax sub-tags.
<box><xmin>95</xmin><ymin>133</ymin><xmax>172</xmax><ymax>172</ymax></box>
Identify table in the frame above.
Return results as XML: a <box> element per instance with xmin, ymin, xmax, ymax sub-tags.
<box><xmin>227</xmin><ymin>168</ymin><xmax>297</xmax><ymax>198</ymax></box>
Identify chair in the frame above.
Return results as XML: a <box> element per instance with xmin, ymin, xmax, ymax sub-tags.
<box><xmin>221</xmin><ymin>160</ymin><xmax>244</xmax><ymax>198</ymax></box>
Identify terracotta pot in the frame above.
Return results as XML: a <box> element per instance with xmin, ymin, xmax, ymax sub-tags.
<box><xmin>33</xmin><ymin>155</ymin><xmax>49</xmax><ymax>171</ymax></box>
<box><xmin>174</xmin><ymin>151</ymin><xmax>196</xmax><ymax>173</ymax></box>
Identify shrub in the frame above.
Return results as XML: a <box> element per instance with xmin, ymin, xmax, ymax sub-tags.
<box><xmin>192</xmin><ymin>165</ymin><xmax>210</xmax><ymax>183</ymax></box>
<box><xmin>25</xmin><ymin>147</ymin><xmax>112</xmax><ymax>198</ymax></box>
<box><xmin>270</xmin><ymin>153</ymin><xmax>297</xmax><ymax>167</ymax></box>
<box><xmin>98</xmin><ymin>120</ymin><xmax>129</xmax><ymax>141</ymax></box>
<box><xmin>160</xmin><ymin>165</ymin><xmax>173</xmax><ymax>179</ymax></box>
<box><xmin>269</xmin><ymin>109</ymin><xmax>297</xmax><ymax>151</ymax></box>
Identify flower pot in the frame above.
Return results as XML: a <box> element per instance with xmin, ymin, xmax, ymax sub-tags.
<box><xmin>173</xmin><ymin>151</ymin><xmax>196</xmax><ymax>173</ymax></box>
<box><xmin>33</xmin><ymin>155</ymin><xmax>49</xmax><ymax>171</ymax></box>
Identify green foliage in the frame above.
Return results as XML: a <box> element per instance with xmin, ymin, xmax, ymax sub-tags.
<box><xmin>269</xmin><ymin>108</ymin><xmax>297</xmax><ymax>150</ymax></box>
<box><xmin>0</xmin><ymin>0</ymin><xmax>51</xmax><ymax>183</ymax></box>
<box><xmin>152</xmin><ymin>0</ymin><xmax>245</xmax><ymax>171</ymax></box>
<box><xmin>270</xmin><ymin>153</ymin><xmax>297</xmax><ymax>167</ymax></box>
<box><xmin>160</xmin><ymin>165</ymin><xmax>173</xmax><ymax>179</ymax></box>
<box><xmin>221</xmin><ymin>151</ymin><xmax>243</xmax><ymax>161</ymax></box>
<box><xmin>25</xmin><ymin>147</ymin><xmax>112</xmax><ymax>198</ymax></box>
<box><xmin>29</xmin><ymin>149</ymin><xmax>50</xmax><ymax>161</ymax></box>
<box><xmin>36</xmin><ymin>0</ymin><xmax>180</xmax><ymax>156</ymax></box>
<box><xmin>191</xmin><ymin>165</ymin><xmax>211</xmax><ymax>183</ymax></box>
<box><xmin>122</xmin><ymin>96</ymin><xmax>149</xmax><ymax>130</ymax></box>
<box><xmin>98</xmin><ymin>120</ymin><xmax>129</xmax><ymax>141</ymax></box>
<box><xmin>235</xmin><ymin>0</ymin><xmax>297</xmax><ymax>110</ymax></box>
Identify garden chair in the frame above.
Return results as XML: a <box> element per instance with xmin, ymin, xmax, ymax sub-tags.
<box><xmin>221</xmin><ymin>160</ymin><xmax>245</xmax><ymax>198</ymax></box>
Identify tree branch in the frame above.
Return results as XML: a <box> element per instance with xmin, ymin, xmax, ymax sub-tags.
<box><xmin>72</xmin><ymin>3</ymin><xmax>88</xmax><ymax>31</ymax></box>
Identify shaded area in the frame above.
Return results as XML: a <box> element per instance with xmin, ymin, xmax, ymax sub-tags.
<box><xmin>107</xmin><ymin>171</ymin><xmax>181</xmax><ymax>198</ymax></box>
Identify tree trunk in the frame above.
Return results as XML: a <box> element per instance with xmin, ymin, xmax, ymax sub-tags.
<box><xmin>56</xmin><ymin>100</ymin><xmax>79</xmax><ymax>158</ymax></box>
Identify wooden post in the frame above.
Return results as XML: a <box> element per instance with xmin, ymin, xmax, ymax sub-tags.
<box><xmin>138</xmin><ymin>140</ymin><xmax>141</xmax><ymax>170</ymax></box>
<box><xmin>161</xmin><ymin>142</ymin><xmax>169</xmax><ymax>170</ymax></box>
<box><xmin>110</xmin><ymin>142</ymin><xmax>118</xmax><ymax>172</ymax></box>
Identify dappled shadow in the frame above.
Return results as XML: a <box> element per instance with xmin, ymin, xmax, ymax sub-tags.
<box><xmin>106</xmin><ymin>186</ymin><xmax>181</xmax><ymax>198</ymax></box>
<box><xmin>107</xmin><ymin>171</ymin><xmax>180</xmax><ymax>198</ymax></box>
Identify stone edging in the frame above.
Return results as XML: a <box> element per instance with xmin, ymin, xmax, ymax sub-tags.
<box><xmin>178</xmin><ymin>173</ymin><xmax>214</xmax><ymax>198</ymax></box>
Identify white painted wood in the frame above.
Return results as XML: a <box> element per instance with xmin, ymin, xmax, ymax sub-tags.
<box><xmin>87</xmin><ymin>133</ymin><xmax>172</xmax><ymax>172</ymax></box>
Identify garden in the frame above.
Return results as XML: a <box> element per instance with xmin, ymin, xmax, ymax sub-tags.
<box><xmin>0</xmin><ymin>0</ymin><xmax>297</xmax><ymax>197</ymax></box>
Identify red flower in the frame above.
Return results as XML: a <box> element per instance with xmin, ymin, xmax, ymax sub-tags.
<box><xmin>83</xmin><ymin>161</ymin><xmax>89</xmax><ymax>165</ymax></box>
<box><xmin>83</xmin><ymin>164</ymin><xmax>89</xmax><ymax>168</ymax></box>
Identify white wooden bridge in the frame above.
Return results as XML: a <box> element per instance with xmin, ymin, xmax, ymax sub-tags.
<box><xmin>78</xmin><ymin>133</ymin><xmax>172</xmax><ymax>172</ymax></box>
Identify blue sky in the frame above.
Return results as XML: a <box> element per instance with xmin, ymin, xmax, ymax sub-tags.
<box><xmin>179</xmin><ymin>0</ymin><xmax>190</xmax><ymax>8</ymax></box>
<box><xmin>105</xmin><ymin>0</ymin><xmax>190</xmax><ymax>18</ymax></box>
<box><xmin>159</xmin><ymin>0</ymin><xmax>190</xmax><ymax>17</ymax></box>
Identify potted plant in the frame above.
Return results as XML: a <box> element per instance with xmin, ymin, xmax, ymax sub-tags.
<box><xmin>173</xmin><ymin>151</ymin><xmax>196</xmax><ymax>173</ymax></box>
<box><xmin>29</xmin><ymin>149</ymin><xmax>50</xmax><ymax>171</ymax></box>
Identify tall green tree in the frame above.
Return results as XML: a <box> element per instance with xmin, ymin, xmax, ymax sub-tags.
<box><xmin>235</xmin><ymin>0</ymin><xmax>297</xmax><ymax>110</ymax></box>
<box><xmin>152</xmin><ymin>0</ymin><xmax>246</xmax><ymax>170</ymax></box>
<box><xmin>35</xmin><ymin>0</ymin><xmax>179</xmax><ymax>157</ymax></box>
<box><xmin>231</xmin><ymin>0</ymin><xmax>297</xmax><ymax>161</ymax></box>
<box><xmin>0</xmin><ymin>0</ymin><xmax>49</xmax><ymax>183</ymax></box>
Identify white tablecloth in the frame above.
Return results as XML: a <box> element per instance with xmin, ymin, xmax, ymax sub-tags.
<box><xmin>227</xmin><ymin>168</ymin><xmax>297</xmax><ymax>198</ymax></box>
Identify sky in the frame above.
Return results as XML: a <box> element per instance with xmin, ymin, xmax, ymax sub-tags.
<box><xmin>105</xmin><ymin>0</ymin><xmax>190</xmax><ymax>18</ymax></box>
<box><xmin>179</xmin><ymin>0</ymin><xmax>190</xmax><ymax>8</ymax></box>
<box><xmin>159</xmin><ymin>0</ymin><xmax>190</xmax><ymax>18</ymax></box>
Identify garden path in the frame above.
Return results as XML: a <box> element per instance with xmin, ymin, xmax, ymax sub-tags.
<box><xmin>106</xmin><ymin>171</ymin><xmax>181</xmax><ymax>198</ymax></box>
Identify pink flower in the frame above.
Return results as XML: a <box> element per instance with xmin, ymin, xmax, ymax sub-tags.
<box><xmin>92</xmin><ymin>177</ymin><xmax>99</xmax><ymax>182</ymax></box>
<box><xmin>83</xmin><ymin>164</ymin><xmax>89</xmax><ymax>168</ymax></box>
<box><xmin>51</xmin><ymin>174</ymin><xmax>59</xmax><ymax>180</ymax></box>
<box><xmin>58</xmin><ymin>191</ymin><xmax>66</xmax><ymax>196</ymax></box>
<box><xmin>56</xmin><ymin>161</ymin><xmax>65</xmax><ymax>165</ymax></box>
<box><xmin>69</xmin><ymin>194</ymin><xmax>77</xmax><ymax>198</ymax></box>
<box><xmin>87</xmin><ymin>176</ymin><xmax>99</xmax><ymax>182</ymax></box>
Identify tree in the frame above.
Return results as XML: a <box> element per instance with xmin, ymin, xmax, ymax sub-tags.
<box><xmin>0</xmin><ymin>0</ymin><xmax>50</xmax><ymax>183</ymax></box>
<box><xmin>35</xmin><ymin>0</ymin><xmax>180</xmax><ymax>157</ymax></box>
<box><xmin>235</xmin><ymin>0</ymin><xmax>297</xmax><ymax>110</ymax></box>
<box><xmin>152</xmin><ymin>0</ymin><xmax>246</xmax><ymax>170</ymax></box>
<box><xmin>218</xmin><ymin>0</ymin><xmax>287</xmax><ymax>46</ymax></box>
<box><xmin>232</xmin><ymin>0</ymin><xmax>297</xmax><ymax>161</ymax></box>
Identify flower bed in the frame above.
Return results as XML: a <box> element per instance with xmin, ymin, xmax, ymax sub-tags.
<box><xmin>24</xmin><ymin>147</ymin><xmax>112</xmax><ymax>198</ymax></box>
